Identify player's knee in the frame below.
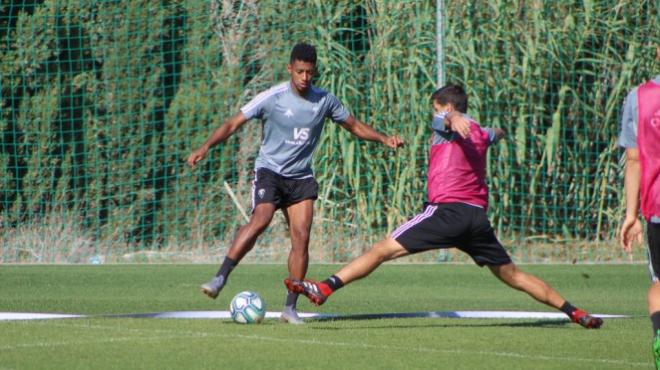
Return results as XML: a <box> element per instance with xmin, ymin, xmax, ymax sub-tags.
<box><xmin>509</xmin><ymin>270</ymin><xmax>538</xmax><ymax>292</ymax></box>
<box><xmin>492</xmin><ymin>264</ymin><xmax>524</xmax><ymax>289</ymax></box>
<box><xmin>244</xmin><ymin>221</ymin><xmax>268</xmax><ymax>235</ymax></box>
<box><xmin>371</xmin><ymin>239</ymin><xmax>405</xmax><ymax>262</ymax></box>
<box><xmin>247</xmin><ymin>215</ymin><xmax>272</xmax><ymax>233</ymax></box>
<box><xmin>508</xmin><ymin>275</ymin><xmax>526</xmax><ymax>290</ymax></box>
<box><xmin>289</xmin><ymin>224</ymin><xmax>311</xmax><ymax>243</ymax></box>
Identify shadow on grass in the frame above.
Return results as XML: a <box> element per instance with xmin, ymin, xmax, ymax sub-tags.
<box><xmin>306</xmin><ymin>318</ymin><xmax>571</xmax><ymax>330</ymax></box>
<box><xmin>305</xmin><ymin>312</ymin><xmax>573</xmax><ymax>330</ymax></box>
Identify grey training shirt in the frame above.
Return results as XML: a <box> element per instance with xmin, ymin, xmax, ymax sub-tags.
<box><xmin>618</xmin><ymin>75</ymin><xmax>660</xmax><ymax>149</ymax></box>
<box><xmin>240</xmin><ymin>82</ymin><xmax>350</xmax><ymax>179</ymax></box>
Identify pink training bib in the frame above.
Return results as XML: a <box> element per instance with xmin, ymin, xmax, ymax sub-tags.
<box><xmin>427</xmin><ymin>121</ymin><xmax>490</xmax><ymax>209</ymax></box>
<box><xmin>637</xmin><ymin>80</ymin><xmax>660</xmax><ymax>221</ymax></box>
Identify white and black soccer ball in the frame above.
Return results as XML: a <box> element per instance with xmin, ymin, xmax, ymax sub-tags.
<box><xmin>230</xmin><ymin>291</ymin><xmax>266</xmax><ymax>324</ymax></box>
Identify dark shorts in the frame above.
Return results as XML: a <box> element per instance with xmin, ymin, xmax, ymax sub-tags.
<box><xmin>648</xmin><ymin>222</ymin><xmax>660</xmax><ymax>281</ymax></box>
<box><xmin>391</xmin><ymin>202</ymin><xmax>512</xmax><ymax>267</ymax></box>
<box><xmin>251</xmin><ymin>168</ymin><xmax>318</xmax><ymax>210</ymax></box>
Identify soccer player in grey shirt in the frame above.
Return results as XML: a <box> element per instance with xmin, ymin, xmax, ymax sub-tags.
<box><xmin>187</xmin><ymin>43</ymin><xmax>408</xmax><ymax>324</ymax></box>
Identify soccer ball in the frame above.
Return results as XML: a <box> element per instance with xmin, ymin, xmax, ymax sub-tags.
<box><xmin>230</xmin><ymin>291</ymin><xmax>266</xmax><ymax>324</ymax></box>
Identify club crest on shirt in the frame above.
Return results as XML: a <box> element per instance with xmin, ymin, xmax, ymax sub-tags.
<box><xmin>258</xmin><ymin>189</ymin><xmax>266</xmax><ymax>199</ymax></box>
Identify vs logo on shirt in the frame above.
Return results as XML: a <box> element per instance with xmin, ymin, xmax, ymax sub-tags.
<box><xmin>293</xmin><ymin>128</ymin><xmax>310</xmax><ymax>140</ymax></box>
<box><xmin>285</xmin><ymin>128</ymin><xmax>310</xmax><ymax>145</ymax></box>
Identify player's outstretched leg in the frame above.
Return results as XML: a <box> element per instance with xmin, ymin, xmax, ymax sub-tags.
<box><xmin>201</xmin><ymin>204</ymin><xmax>276</xmax><ymax>299</ymax></box>
<box><xmin>285</xmin><ymin>238</ymin><xmax>410</xmax><ymax>306</ymax></box>
<box><xmin>489</xmin><ymin>263</ymin><xmax>603</xmax><ymax>329</ymax></box>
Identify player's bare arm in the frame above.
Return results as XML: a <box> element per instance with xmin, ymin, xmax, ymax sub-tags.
<box><xmin>187</xmin><ymin>112</ymin><xmax>248</xmax><ymax>167</ymax></box>
<box><xmin>339</xmin><ymin>115</ymin><xmax>404</xmax><ymax>149</ymax></box>
<box><xmin>620</xmin><ymin>147</ymin><xmax>643</xmax><ymax>252</ymax></box>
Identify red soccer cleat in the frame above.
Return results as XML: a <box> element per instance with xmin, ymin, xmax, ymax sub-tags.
<box><xmin>284</xmin><ymin>278</ymin><xmax>330</xmax><ymax>306</ymax></box>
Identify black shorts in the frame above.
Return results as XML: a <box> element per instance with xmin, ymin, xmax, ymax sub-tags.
<box><xmin>252</xmin><ymin>168</ymin><xmax>318</xmax><ymax>210</ymax></box>
<box><xmin>648</xmin><ymin>222</ymin><xmax>660</xmax><ymax>281</ymax></box>
<box><xmin>391</xmin><ymin>202</ymin><xmax>512</xmax><ymax>267</ymax></box>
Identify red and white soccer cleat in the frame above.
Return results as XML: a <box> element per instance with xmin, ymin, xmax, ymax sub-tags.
<box><xmin>570</xmin><ymin>309</ymin><xmax>603</xmax><ymax>329</ymax></box>
<box><xmin>284</xmin><ymin>278</ymin><xmax>330</xmax><ymax>306</ymax></box>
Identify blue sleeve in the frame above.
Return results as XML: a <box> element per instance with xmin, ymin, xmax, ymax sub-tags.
<box><xmin>325</xmin><ymin>94</ymin><xmax>350</xmax><ymax>123</ymax></box>
<box><xmin>480</xmin><ymin>127</ymin><xmax>498</xmax><ymax>144</ymax></box>
<box><xmin>431</xmin><ymin>112</ymin><xmax>448</xmax><ymax>132</ymax></box>
<box><xmin>618</xmin><ymin>88</ymin><xmax>638</xmax><ymax>148</ymax></box>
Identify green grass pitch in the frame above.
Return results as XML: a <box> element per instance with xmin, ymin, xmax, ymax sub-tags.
<box><xmin>0</xmin><ymin>264</ymin><xmax>652</xmax><ymax>369</ymax></box>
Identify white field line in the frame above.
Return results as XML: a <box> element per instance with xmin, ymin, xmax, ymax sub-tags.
<box><xmin>0</xmin><ymin>321</ymin><xmax>648</xmax><ymax>368</ymax></box>
<box><xmin>0</xmin><ymin>310</ymin><xmax>632</xmax><ymax>321</ymax></box>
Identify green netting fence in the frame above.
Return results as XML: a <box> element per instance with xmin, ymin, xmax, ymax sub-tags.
<box><xmin>1</xmin><ymin>0</ymin><xmax>658</xmax><ymax>263</ymax></box>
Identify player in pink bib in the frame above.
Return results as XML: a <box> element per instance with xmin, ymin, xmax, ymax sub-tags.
<box><xmin>619</xmin><ymin>46</ymin><xmax>660</xmax><ymax>367</ymax></box>
<box><xmin>286</xmin><ymin>85</ymin><xmax>602</xmax><ymax>329</ymax></box>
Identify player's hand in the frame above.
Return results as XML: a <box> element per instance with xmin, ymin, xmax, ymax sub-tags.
<box><xmin>382</xmin><ymin>135</ymin><xmax>404</xmax><ymax>149</ymax></box>
<box><xmin>619</xmin><ymin>216</ymin><xmax>643</xmax><ymax>253</ymax></box>
<box><xmin>446</xmin><ymin>112</ymin><xmax>470</xmax><ymax>139</ymax></box>
<box><xmin>187</xmin><ymin>146</ymin><xmax>208</xmax><ymax>167</ymax></box>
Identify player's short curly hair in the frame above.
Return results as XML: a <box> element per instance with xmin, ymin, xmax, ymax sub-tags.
<box><xmin>431</xmin><ymin>84</ymin><xmax>468</xmax><ymax>113</ymax></box>
<box><xmin>290</xmin><ymin>43</ymin><xmax>317</xmax><ymax>64</ymax></box>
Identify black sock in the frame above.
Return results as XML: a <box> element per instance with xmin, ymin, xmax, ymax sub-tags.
<box><xmin>215</xmin><ymin>257</ymin><xmax>237</xmax><ymax>279</ymax></box>
<box><xmin>651</xmin><ymin>311</ymin><xmax>660</xmax><ymax>335</ymax></box>
<box><xmin>559</xmin><ymin>301</ymin><xmax>578</xmax><ymax>316</ymax></box>
<box><xmin>323</xmin><ymin>275</ymin><xmax>344</xmax><ymax>291</ymax></box>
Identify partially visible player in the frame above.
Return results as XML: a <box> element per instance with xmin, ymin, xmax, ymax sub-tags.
<box><xmin>618</xmin><ymin>46</ymin><xmax>660</xmax><ymax>368</ymax></box>
<box><xmin>187</xmin><ymin>43</ymin><xmax>410</xmax><ymax>324</ymax></box>
<box><xmin>286</xmin><ymin>84</ymin><xmax>603</xmax><ymax>329</ymax></box>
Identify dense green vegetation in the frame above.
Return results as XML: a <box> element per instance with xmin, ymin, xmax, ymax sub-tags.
<box><xmin>1</xmin><ymin>1</ymin><xmax>658</xmax><ymax>262</ymax></box>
